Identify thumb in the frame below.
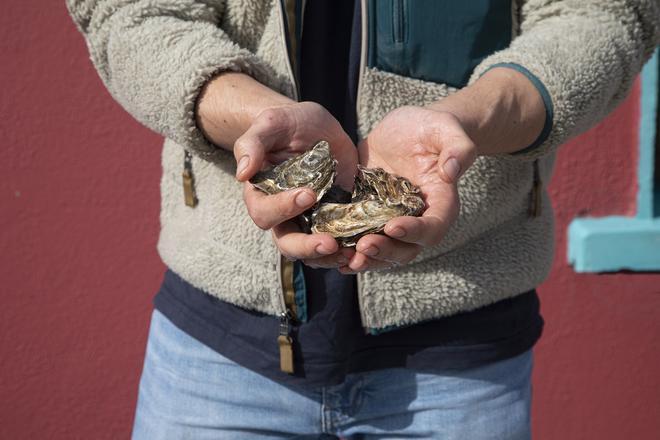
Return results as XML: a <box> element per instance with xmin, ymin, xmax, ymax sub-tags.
<box><xmin>234</xmin><ymin>106</ymin><xmax>298</xmax><ymax>181</ymax></box>
<box><xmin>233</xmin><ymin>126</ymin><xmax>271</xmax><ymax>181</ymax></box>
<box><xmin>437</xmin><ymin>132</ymin><xmax>477</xmax><ymax>184</ymax></box>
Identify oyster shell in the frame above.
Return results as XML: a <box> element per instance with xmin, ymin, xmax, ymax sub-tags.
<box><xmin>249</xmin><ymin>140</ymin><xmax>336</xmax><ymax>202</ymax></box>
<box><xmin>311</xmin><ymin>166</ymin><xmax>425</xmax><ymax>246</ymax></box>
<box><xmin>248</xmin><ymin>140</ymin><xmax>425</xmax><ymax>247</ymax></box>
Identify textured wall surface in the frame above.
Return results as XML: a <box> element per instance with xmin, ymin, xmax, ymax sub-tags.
<box><xmin>535</xmin><ymin>80</ymin><xmax>660</xmax><ymax>440</ymax></box>
<box><xmin>0</xmin><ymin>3</ymin><xmax>164</xmax><ymax>439</ymax></box>
<box><xmin>0</xmin><ymin>2</ymin><xmax>658</xmax><ymax>439</ymax></box>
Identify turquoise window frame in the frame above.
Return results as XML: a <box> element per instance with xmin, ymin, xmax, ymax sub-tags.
<box><xmin>568</xmin><ymin>48</ymin><xmax>660</xmax><ymax>272</ymax></box>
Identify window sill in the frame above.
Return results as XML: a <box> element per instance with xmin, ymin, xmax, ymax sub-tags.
<box><xmin>568</xmin><ymin>216</ymin><xmax>660</xmax><ymax>272</ymax></box>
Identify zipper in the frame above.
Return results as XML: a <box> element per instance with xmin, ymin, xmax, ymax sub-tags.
<box><xmin>356</xmin><ymin>0</ymin><xmax>370</xmax><ymax>335</ymax></box>
<box><xmin>276</xmin><ymin>255</ymin><xmax>298</xmax><ymax>374</ymax></box>
<box><xmin>281</xmin><ymin>256</ymin><xmax>298</xmax><ymax>320</ymax></box>
<box><xmin>276</xmin><ymin>0</ymin><xmax>300</xmax><ymax>101</ymax></box>
<box><xmin>529</xmin><ymin>160</ymin><xmax>542</xmax><ymax>217</ymax></box>
<box><xmin>356</xmin><ymin>0</ymin><xmax>368</xmax><ymax>123</ymax></box>
<box><xmin>278</xmin><ymin>310</ymin><xmax>295</xmax><ymax>374</ymax></box>
<box><xmin>511</xmin><ymin>0</ymin><xmax>521</xmax><ymax>39</ymax></box>
<box><xmin>392</xmin><ymin>0</ymin><xmax>406</xmax><ymax>43</ymax></box>
<box><xmin>273</xmin><ymin>0</ymin><xmax>302</xmax><ymax>374</ymax></box>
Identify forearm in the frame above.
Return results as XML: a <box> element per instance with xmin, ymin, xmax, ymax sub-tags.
<box><xmin>462</xmin><ymin>0</ymin><xmax>659</xmax><ymax>160</ymax></box>
<box><xmin>67</xmin><ymin>0</ymin><xmax>277</xmax><ymax>158</ymax></box>
<box><xmin>196</xmin><ymin>72</ymin><xmax>295</xmax><ymax>150</ymax></box>
<box><xmin>427</xmin><ymin>67</ymin><xmax>546</xmax><ymax>156</ymax></box>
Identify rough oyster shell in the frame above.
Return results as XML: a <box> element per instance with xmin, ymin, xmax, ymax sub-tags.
<box><xmin>312</xmin><ymin>166</ymin><xmax>425</xmax><ymax>247</ymax></box>
<box><xmin>249</xmin><ymin>140</ymin><xmax>336</xmax><ymax>202</ymax></box>
<box><xmin>248</xmin><ymin>140</ymin><xmax>425</xmax><ymax>247</ymax></box>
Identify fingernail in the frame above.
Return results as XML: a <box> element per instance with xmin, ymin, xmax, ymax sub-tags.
<box><xmin>316</xmin><ymin>243</ymin><xmax>334</xmax><ymax>255</ymax></box>
<box><xmin>236</xmin><ymin>156</ymin><xmax>249</xmax><ymax>178</ymax></box>
<box><xmin>442</xmin><ymin>157</ymin><xmax>461</xmax><ymax>182</ymax></box>
<box><xmin>361</xmin><ymin>246</ymin><xmax>378</xmax><ymax>257</ymax></box>
<box><xmin>296</xmin><ymin>190</ymin><xmax>316</xmax><ymax>208</ymax></box>
<box><xmin>389</xmin><ymin>227</ymin><xmax>406</xmax><ymax>238</ymax></box>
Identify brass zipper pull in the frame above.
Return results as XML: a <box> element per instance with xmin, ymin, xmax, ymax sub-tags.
<box><xmin>281</xmin><ymin>259</ymin><xmax>297</xmax><ymax>320</ymax></box>
<box><xmin>529</xmin><ymin>160</ymin><xmax>542</xmax><ymax>218</ymax></box>
<box><xmin>182</xmin><ymin>151</ymin><xmax>198</xmax><ymax>207</ymax></box>
<box><xmin>278</xmin><ymin>311</ymin><xmax>295</xmax><ymax>374</ymax></box>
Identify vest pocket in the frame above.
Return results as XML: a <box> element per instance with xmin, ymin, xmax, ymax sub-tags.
<box><xmin>368</xmin><ymin>0</ymin><xmax>513</xmax><ymax>88</ymax></box>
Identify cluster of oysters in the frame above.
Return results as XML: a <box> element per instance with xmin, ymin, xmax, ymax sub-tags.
<box><xmin>250</xmin><ymin>141</ymin><xmax>425</xmax><ymax>246</ymax></box>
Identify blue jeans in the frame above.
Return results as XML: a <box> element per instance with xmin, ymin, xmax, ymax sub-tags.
<box><xmin>132</xmin><ymin>310</ymin><xmax>532</xmax><ymax>439</ymax></box>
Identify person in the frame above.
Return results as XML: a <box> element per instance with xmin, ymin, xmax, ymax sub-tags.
<box><xmin>67</xmin><ymin>0</ymin><xmax>659</xmax><ymax>438</ymax></box>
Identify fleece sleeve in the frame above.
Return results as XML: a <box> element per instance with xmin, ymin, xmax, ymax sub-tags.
<box><xmin>470</xmin><ymin>0</ymin><xmax>660</xmax><ymax>160</ymax></box>
<box><xmin>66</xmin><ymin>0</ymin><xmax>278</xmax><ymax>160</ymax></box>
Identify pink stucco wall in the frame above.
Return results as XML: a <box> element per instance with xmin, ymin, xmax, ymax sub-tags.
<box><xmin>536</xmin><ymin>80</ymin><xmax>660</xmax><ymax>439</ymax></box>
<box><xmin>1</xmin><ymin>2</ymin><xmax>658</xmax><ymax>439</ymax></box>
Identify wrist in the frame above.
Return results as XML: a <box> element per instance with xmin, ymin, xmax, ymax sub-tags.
<box><xmin>196</xmin><ymin>72</ymin><xmax>294</xmax><ymax>150</ymax></box>
<box><xmin>428</xmin><ymin>67</ymin><xmax>546</xmax><ymax>156</ymax></box>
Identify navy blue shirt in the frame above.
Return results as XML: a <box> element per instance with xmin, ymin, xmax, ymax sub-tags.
<box><xmin>153</xmin><ymin>0</ymin><xmax>543</xmax><ymax>390</ymax></box>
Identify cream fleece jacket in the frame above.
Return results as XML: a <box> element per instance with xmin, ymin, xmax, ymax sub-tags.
<box><xmin>67</xmin><ymin>0</ymin><xmax>660</xmax><ymax>330</ymax></box>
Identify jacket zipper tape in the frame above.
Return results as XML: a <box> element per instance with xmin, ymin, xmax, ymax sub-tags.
<box><xmin>275</xmin><ymin>0</ymin><xmax>300</xmax><ymax>374</ymax></box>
<box><xmin>274</xmin><ymin>1</ymin><xmax>373</xmax><ymax>366</ymax></box>
<box><xmin>356</xmin><ymin>0</ymin><xmax>369</xmax><ymax>334</ymax></box>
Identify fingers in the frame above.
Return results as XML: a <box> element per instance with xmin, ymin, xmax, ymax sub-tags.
<box><xmin>382</xmin><ymin>182</ymin><xmax>459</xmax><ymax>246</ymax></box>
<box><xmin>383</xmin><ymin>215</ymin><xmax>453</xmax><ymax>248</ymax></box>
<box><xmin>302</xmin><ymin>247</ymin><xmax>356</xmax><ymax>269</ymax></box>
<box><xmin>273</xmin><ymin>219</ymin><xmax>354</xmax><ymax>268</ymax></box>
<box><xmin>354</xmin><ymin>234</ymin><xmax>421</xmax><ymax>265</ymax></box>
<box><xmin>339</xmin><ymin>254</ymin><xmax>396</xmax><ymax>274</ymax></box>
<box><xmin>272</xmin><ymin>221</ymin><xmax>338</xmax><ymax>261</ymax></box>
<box><xmin>244</xmin><ymin>184</ymin><xmax>317</xmax><ymax>230</ymax></box>
<box><xmin>331</xmin><ymin>233</ymin><xmax>422</xmax><ymax>274</ymax></box>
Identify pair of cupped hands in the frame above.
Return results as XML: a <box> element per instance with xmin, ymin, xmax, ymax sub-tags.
<box><xmin>233</xmin><ymin>102</ymin><xmax>477</xmax><ymax>274</ymax></box>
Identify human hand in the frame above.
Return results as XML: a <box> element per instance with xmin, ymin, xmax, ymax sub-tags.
<box><xmin>342</xmin><ymin>106</ymin><xmax>477</xmax><ymax>273</ymax></box>
<box><xmin>234</xmin><ymin>101</ymin><xmax>359</xmax><ymax>267</ymax></box>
